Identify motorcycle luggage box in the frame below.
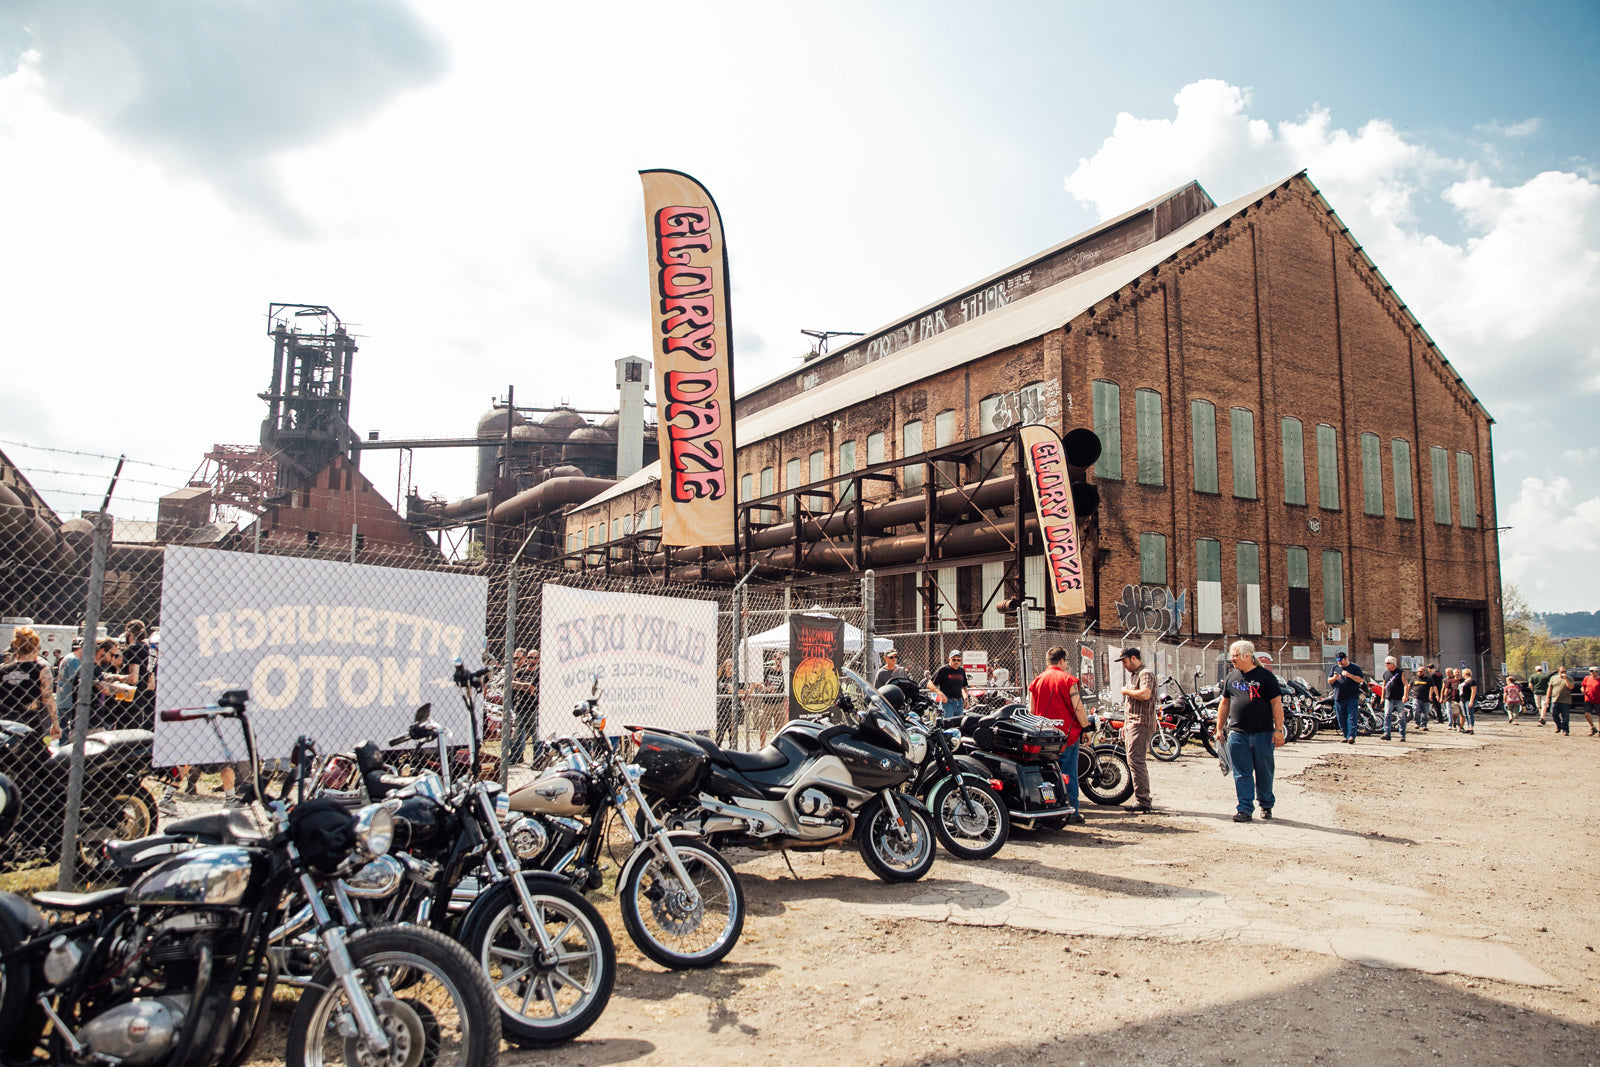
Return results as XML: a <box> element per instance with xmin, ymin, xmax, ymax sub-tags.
<box><xmin>821</xmin><ymin>735</ymin><xmax>911</xmax><ymax>791</ymax></box>
<box><xmin>974</xmin><ymin>712</ymin><xmax>1068</xmax><ymax>762</ymax></box>
<box><xmin>635</xmin><ymin>730</ymin><xmax>711</xmax><ymax>798</ymax></box>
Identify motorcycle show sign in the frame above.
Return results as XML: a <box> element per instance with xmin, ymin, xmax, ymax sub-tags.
<box><xmin>540</xmin><ymin>583</ymin><xmax>716</xmax><ymax>735</ymax></box>
<box><xmin>1020</xmin><ymin>423</ymin><xmax>1086</xmax><ymax>616</ymax></box>
<box><xmin>788</xmin><ymin>614</ymin><xmax>844</xmax><ymax>721</ymax></box>
<box><xmin>155</xmin><ymin>546</ymin><xmax>488</xmax><ymax>765</ymax></box>
<box><xmin>641</xmin><ymin>169</ymin><xmax>738</xmax><ymax>548</ymax></box>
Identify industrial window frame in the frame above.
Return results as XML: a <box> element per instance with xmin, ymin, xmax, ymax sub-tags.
<box><xmin>1360</xmin><ymin>432</ymin><xmax>1384</xmax><ymax>516</ymax></box>
<box><xmin>1281</xmin><ymin>417</ymin><xmax>1306</xmax><ymax>505</ymax></box>
<box><xmin>786</xmin><ymin>457</ymin><xmax>802</xmax><ymax>518</ymax></box>
<box><xmin>1191</xmin><ymin>399</ymin><xmax>1218</xmax><ymax>494</ymax></box>
<box><xmin>1322</xmin><ymin>549</ymin><xmax>1344</xmax><ymax>624</ymax></box>
<box><xmin>1139</xmin><ymin>532</ymin><xmax>1167</xmax><ymax>585</ymax></box>
<box><xmin>1430</xmin><ymin>445</ymin><xmax>1452</xmax><ymax>525</ymax></box>
<box><xmin>1456</xmin><ymin>451</ymin><xmax>1477</xmax><ymax>528</ymax></box>
<box><xmin>1230</xmin><ymin>407</ymin><xmax>1256</xmax><ymax>499</ymax></box>
<box><xmin>866</xmin><ymin>431</ymin><xmax>885</xmax><ymax>466</ymax></box>
<box><xmin>1316</xmin><ymin>423</ymin><xmax>1340</xmax><ymax>510</ymax></box>
<box><xmin>839</xmin><ymin>439</ymin><xmax>857</xmax><ymax>506</ymax></box>
<box><xmin>903</xmin><ymin>420</ymin><xmax>924</xmax><ymax>491</ymax></box>
<box><xmin>1391</xmin><ymin>439</ymin><xmax>1415</xmax><ymax>520</ymax></box>
<box><xmin>1135</xmin><ymin>388</ymin><xmax>1163</xmax><ymax>486</ymax></box>
<box><xmin>1092</xmin><ymin>380</ymin><xmax>1121</xmax><ymax>481</ymax></box>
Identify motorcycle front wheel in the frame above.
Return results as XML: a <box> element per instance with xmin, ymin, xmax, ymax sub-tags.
<box><xmin>285</xmin><ymin>924</ymin><xmax>500</xmax><ymax>1067</ymax></box>
<box><xmin>926</xmin><ymin>776</ymin><xmax>1009</xmax><ymax>860</ymax></box>
<box><xmin>620</xmin><ymin>834</ymin><xmax>744</xmax><ymax>969</ymax></box>
<box><xmin>458</xmin><ymin>873</ymin><xmax>615</xmax><ymax>1048</ymax></box>
<box><xmin>1149</xmin><ymin>725</ymin><xmax>1181</xmax><ymax>762</ymax></box>
<box><xmin>856</xmin><ymin>796</ymin><xmax>936</xmax><ymax>882</ymax></box>
<box><xmin>1080</xmin><ymin>749</ymin><xmax>1135</xmax><ymax>806</ymax></box>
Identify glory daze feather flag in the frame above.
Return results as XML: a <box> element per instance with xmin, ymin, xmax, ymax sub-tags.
<box><xmin>641</xmin><ymin>169</ymin><xmax>737</xmax><ymax>548</ymax></box>
<box><xmin>1021</xmin><ymin>423</ymin><xmax>1086</xmax><ymax>616</ymax></box>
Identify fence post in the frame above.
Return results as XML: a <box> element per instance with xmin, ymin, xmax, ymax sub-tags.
<box><xmin>1016</xmin><ymin>602</ymin><xmax>1031</xmax><ymax>684</ymax></box>
<box><xmin>500</xmin><ymin>561</ymin><xmax>518</xmax><ymax>787</ymax></box>
<box><xmin>59</xmin><ymin>511</ymin><xmax>111</xmax><ymax>890</ymax></box>
<box><xmin>862</xmin><ymin>569</ymin><xmax>875</xmax><ymax>678</ymax></box>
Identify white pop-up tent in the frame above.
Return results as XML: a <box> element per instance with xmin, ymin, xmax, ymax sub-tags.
<box><xmin>737</xmin><ymin>610</ymin><xmax>893</xmax><ymax>686</ymax></box>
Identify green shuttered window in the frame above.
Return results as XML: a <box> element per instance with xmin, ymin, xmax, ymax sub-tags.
<box><xmin>1391</xmin><ymin>439</ymin><xmax>1414</xmax><ymax>520</ymax></box>
<box><xmin>1197</xmin><ymin>538</ymin><xmax>1221</xmax><ymax>583</ymax></box>
<box><xmin>1282</xmin><ymin>418</ymin><xmax>1306</xmax><ymax>505</ymax></box>
<box><xmin>1316</xmin><ymin>424</ymin><xmax>1339</xmax><ymax>510</ymax></box>
<box><xmin>1135</xmin><ymin>389</ymin><xmax>1163</xmax><ymax>486</ymax></box>
<box><xmin>1457</xmin><ymin>452</ymin><xmax>1477</xmax><ymax>528</ymax></box>
<box><xmin>1287</xmin><ymin>546</ymin><xmax>1309</xmax><ymax>589</ymax></box>
<box><xmin>1140</xmin><ymin>533</ymin><xmax>1167</xmax><ymax>585</ymax></box>
<box><xmin>1230</xmin><ymin>407</ymin><xmax>1256</xmax><ymax>499</ymax></box>
<box><xmin>1322</xmin><ymin>550</ymin><xmax>1344</xmax><ymax>624</ymax></box>
<box><xmin>1430</xmin><ymin>446</ymin><xmax>1451</xmax><ymax>524</ymax></box>
<box><xmin>1361</xmin><ymin>432</ymin><xmax>1384</xmax><ymax>516</ymax></box>
<box><xmin>1093</xmin><ymin>380</ymin><xmax>1121</xmax><ymax>480</ymax></box>
<box><xmin>1192</xmin><ymin>400</ymin><xmax>1218</xmax><ymax>494</ymax></box>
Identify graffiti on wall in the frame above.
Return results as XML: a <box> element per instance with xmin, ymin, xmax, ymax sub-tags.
<box><xmin>1115</xmin><ymin>584</ymin><xmax>1187</xmax><ymax>634</ymax></box>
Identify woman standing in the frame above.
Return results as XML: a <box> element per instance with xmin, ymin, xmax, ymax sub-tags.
<box><xmin>1459</xmin><ymin>669</ymin><xmax>1479</xmax><ymax>735</ymax></box>
<box><xmin>1503</xmin><ymin>675</ymin><xmax>1524</xmax><ymax>724</ymax></box>
<box><xmin>0</xmin><ymin>627</ymin><xmax>57</xmax><ymax>740</ymax></box>
<box><xmin>116</xmin><ymin>620</ymin><xmax>153</xmax><ymax>731</ymax></box>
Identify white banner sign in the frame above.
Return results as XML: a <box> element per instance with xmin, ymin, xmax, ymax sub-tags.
<box><xmin>539</xmin><ymin>584</ymin><xmax>717</xmax><ymax>736</ymax></box>
<box><xmin>155</xmin><ymin>547</ymin><xmax>488</xmax><ymax>764</ymax></box>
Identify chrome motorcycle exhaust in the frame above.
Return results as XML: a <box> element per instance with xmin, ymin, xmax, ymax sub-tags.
<box><xmin>697</xmin><ymin>797</ymin><xmax>789</xmax><ymax>837</ymax></box>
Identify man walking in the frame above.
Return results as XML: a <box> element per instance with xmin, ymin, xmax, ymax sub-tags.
<box><xmin>1116</xmin><ymin>648</ymin><xmax>1157</xmax><ymax>813</ymax></box>
<box><xmin>874</xmin><ymin>648</ymin><xmax>910</xmax><ymax>688</ymax></box>
<box><xmin>1529</xmin><ymin>666</ymin><xmax>1550</xmax><ymax>726</ymax></box>
<box><xmin>507</xmin><ymin>648</ymin><xmax>540</xmax><ymax>765</ymax></box>
<box><xmin>1214</xmin><ymin>640</ymin><xmax>1284</xmax><ymax>822</ymax></box>
<box><xmin>1028</xmin><ymin>646</ymin><xmax>1089</xmax><ymax>826</ymax></box>
<box><xmin>1381</xmin><ymin>656</ymin><xmax>1408</xmax><ymax>741</ymax></box>
<box><xmin>1328</xmin><ymin>651</ymin><xmax>1364</xmax><ymax>745</ymax></box>
<box><xmin>930</xmin><ymin>652</ymin><xmax>970</xmax><ymax>716</ymax></box>
<box><xmin>1582</xmin><ymin>667</ymin><xmax>1600</xmax><ymax>736</ymax></box>
<box><xmin>1547</xmin><ymin>667</ymin><xmax>1575</xmax><ymax>735</ymax></box>
<box><xmin>1409</xmin><ymin>666</ymin><xmax>1435</xmax><ymax>732</ymax></box>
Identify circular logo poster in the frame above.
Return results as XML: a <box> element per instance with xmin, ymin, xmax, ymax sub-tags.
<box><xmin>792</xmin><ymin>656</ymin><xmax>840</xmax><ymax>714</ymax></box>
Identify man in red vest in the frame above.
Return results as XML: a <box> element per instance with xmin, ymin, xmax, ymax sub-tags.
<box><xmin>1029</xmin><ymin>645</ymin><xmax>1090</xmax><ymax>825</ymax></box>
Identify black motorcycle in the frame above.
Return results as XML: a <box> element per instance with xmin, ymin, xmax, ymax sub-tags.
<box><xmin>0</xmin><ymin>689</ymin><xmax>502</xmax><ymax>1067</ymax></box>
<box><xmin>0</xmin><ymin>719</ymin><xmax>157</xmax><ymax>870</ymax></box>
<box><xmin>949</xmin><ymin>702</ymin><xmax>1087</xmax><ymax>827</ymax></box>
<box><xmin>643</xmin><ymin>667</ymin><xmax>938</xmax><ymax>883</ymax></box>
<box><xmin>877</xmin><ymin>679</ymin><xmax>1010</xmax><ymax>859</ymax></box>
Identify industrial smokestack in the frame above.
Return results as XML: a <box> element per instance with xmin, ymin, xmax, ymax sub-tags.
<box><xmin>614</xmin><ymin>356</ymin><xmax>649</xmax><ymax>479</ymax></box>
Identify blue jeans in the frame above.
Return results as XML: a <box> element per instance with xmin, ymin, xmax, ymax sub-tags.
<box><xmin>1384</xmin><ymin>698</ymin><xmax>1407</xmax><ymax>739</ymax></box>
<box><xmin>1056</xmin><ymin>738</ymin><xmax>1080</xmax><ymax>813</ymax></box>
<box><xmin>943</xmin><ymin>697</ymin><xmax>965</xmax><ymax>718</ymax></box>
<box><xmin>1334</xmin><ymin>696</ymin><xmax>1359</xmax><ymax>740</ymax></box>
<box><xmin>1226</xmin><ymin>730</ymin><xmax>1275</xmax><ymax>816</ymax></box>
<box><xmin>1553</xmin><ymin>703</ymin><xmax>1570</xmax><ymax>734</ymax></box>
<box><xmin>1461</xmin><ymin>699</ymin><xmax>1475</xmax><ymax>729</ymax></box>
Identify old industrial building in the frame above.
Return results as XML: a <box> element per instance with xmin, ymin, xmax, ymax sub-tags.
<box><xmin>563</xmin><ymin>172</ymin><xmax>1504</xmax><ymax>675</ymax></box>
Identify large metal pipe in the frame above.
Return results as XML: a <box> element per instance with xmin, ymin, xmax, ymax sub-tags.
<box><xmin>743</xmin><ymin>476</ymin><xmax>1016</xmax><ymax>552</ymax></box>
<box><xmin>488</xmin><ymin>476</ymin><xmax>617</xmax><ymax>525</ymax></box>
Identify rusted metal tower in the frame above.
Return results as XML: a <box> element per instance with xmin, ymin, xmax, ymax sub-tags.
<box><xmin>260</xmin><ymin>304</ymin><xmax>358</xmax><ymax>489</ymax></box>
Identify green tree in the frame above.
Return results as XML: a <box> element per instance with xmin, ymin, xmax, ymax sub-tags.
<box><xmin>1503</xmin><ymin>582</ymin><xmax>1561</xmax><ymax>677</ymax></box>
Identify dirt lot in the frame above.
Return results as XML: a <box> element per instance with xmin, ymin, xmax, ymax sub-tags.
<box><xmin>503</xmin><ymin>718</ymin><xmax>1600</xmax><ymax>1066</ymax></box>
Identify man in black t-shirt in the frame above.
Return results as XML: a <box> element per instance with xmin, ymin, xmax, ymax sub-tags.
<box><xmin>1213</xmin><ymin>640</ymin><xmax>1284</xmax><ymax>823</ymax></box>
<box><xmin>1327</xmin><ymin>651</ymin><xmax>1365</xmax><ymax>744</ymax></box>
<box><xmin>929</xmin><ymin>652</ymin><xmax>970</xmax><ymax>716</ymax></box>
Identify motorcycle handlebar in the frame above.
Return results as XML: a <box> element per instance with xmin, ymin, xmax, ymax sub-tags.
<box><xmin>386</xmin><ymin>733</ymin><xmax>412</xmax><ymax>747</ymax></box>
<box><xmin>160</xmin><ymin>707</ymin><xmax>214</xmax><ymax>722</ymax></box>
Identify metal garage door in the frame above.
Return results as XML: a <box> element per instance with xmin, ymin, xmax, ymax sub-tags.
<box><xmin>1438</xmin><ymin>608</ymin><xmax>1480</xmax><ymax>676</ymax></box>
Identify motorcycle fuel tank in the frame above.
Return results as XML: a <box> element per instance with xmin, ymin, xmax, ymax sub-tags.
<box><xmin>390</xmin><ymin>794</ymin><xmax>453</xmax><ymax>852</ymax></box>
<box><xmin>822</xmin><ymin>736</ymin><xmax>912</xmax><ymax>791</ymax></box>
<box><xmin>509</xmin><ymin>768</ymin><xmax>595</xmax><ymax>816</ymax></box>
<box><xmin>128</xmin><ymin>846</ymin><xmax>268</xmax><ymax>907</ymax></box>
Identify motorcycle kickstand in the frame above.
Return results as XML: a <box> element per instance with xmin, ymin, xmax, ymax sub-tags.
<box><xmin>780</xmin><ymin>850</ymin><xmax>801</xmax><ymax>880</ymax></box>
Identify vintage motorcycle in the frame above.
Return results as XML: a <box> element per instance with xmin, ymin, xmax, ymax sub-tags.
<box><xmin>0</xmin><ymin>688</ymin><xmax>502</xmax><ymax>1067</ymax></box>
<box><xmin>503</xmin><ymin>678</ymin><xmax>746</xmax><ymax>968</ymax></box>
<box><xmin>643</xmin><ymin>667</ymin><xmax>938</xmax><ymax>883</ymax></box>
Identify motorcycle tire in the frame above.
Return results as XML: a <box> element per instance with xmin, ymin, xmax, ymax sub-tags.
<box><xmin>1080</xmin><ymin>749</ymin><xmax>1135</xmax><ymax>806</ymax></box>
<box><xmin>619</xmin><ymin>835</ymin><xmax>744</xmax><ymax>969</ymax></box>
<box><xmin>285</xmin><ymin>924</ymin><xmax>500</xmax><ymax>1067</ymax></box>
<box><xmin>1200</xmin><ymin>732</ymin><xmax>1218</xmax><ymax>758</ymax></box>
<box><xmin>856</xmin><ymin>796</ymin><xmax>936</xmax><ymax>883</ymax></box>
<box><xmin>926</xmin><ymin>776</ymin><xmax>1009</xmax><ymax>860</ymax></box>
<box><xmin>458</xmin><ymin>873</ymin><xmax>615</xmax><ymax>1048</ymax></box>
<box><xmin>1149</xmin><ymin>726</ymin><xmax>1181</xmax><ymax>763</ymax></box>
<box><xmin>1300</xmin><ymin>714</ymin><xmax>1318</xmax><ymax>741</ymax></box>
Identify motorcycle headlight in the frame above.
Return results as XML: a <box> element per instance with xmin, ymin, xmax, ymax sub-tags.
<box><xmin>353</xmin><ymin>804</ymin><xmax>394</xmax><ymax>859</ymax></box>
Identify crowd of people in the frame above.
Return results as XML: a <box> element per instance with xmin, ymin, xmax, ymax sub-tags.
<box><xmin>0</xmin><ymin>622</ymin><xmax>157</xmax><ymax>743</ymax></box>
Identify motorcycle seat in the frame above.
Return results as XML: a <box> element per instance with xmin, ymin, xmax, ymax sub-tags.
<box><xmin>164</xmin><ymin>809</ymin><xmax>265</xmax><ymax>843</ymax></box>
<box><xmin>682</xmin><ymin>733</ymin><xmax>790</xmax><ymax>772</ymax></box>
<box><xmin>34</xmin><ymin>887</ymin><xmax>127</xmax><ymax>912</ymax></box>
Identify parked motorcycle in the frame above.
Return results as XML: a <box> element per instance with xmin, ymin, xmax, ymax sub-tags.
<box><xmin>504</xmin><ymin>677</ymin><xmax>746</xmax><ymax>969</ymax></box>
<box><xmin>947</xmin><ymin>701</ymin><xmax>1086</xmax><ymax>827</ymax></box>
<box><xmin>643</xmin><ymin>667</ymin><xmax>938</xmax><ymax>883</ymax></box>
<box><xmin>0</xmin><ymin>688</ymin><xmax>502</xmax><ymax>1067</ymax></box>
<box><xmin>0</xmin><ymin>718</ymin><xmax>157</xmax><ymax>869</ymax></box>
<box><xmin>875</xmin><ymin>679</ymin><xmax>1010</xmax><ymax>859</ymax></box>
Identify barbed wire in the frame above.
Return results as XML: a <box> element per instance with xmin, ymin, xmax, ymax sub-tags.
<box><xmin>0</xmin><ymin>439</ymin><xmax>191</xmax><ymax>474</ymax></box>
<box><xmin>24</xmin><ymin>467</ymin><xmax>185</xmax><ymax>490</ymax></box>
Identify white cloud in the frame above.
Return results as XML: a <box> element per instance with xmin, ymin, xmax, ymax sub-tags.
<box><xmin>1500</xmin><ymin>477</ymin><xmax>1600</xmax><ymax>612</ymax></box>
<box><xmin>1477</xmin><ymin>118</ymin><xmax>1542</xmax><ymax>138</ymax></box>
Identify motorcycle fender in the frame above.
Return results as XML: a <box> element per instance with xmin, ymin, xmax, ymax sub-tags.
<box><xmin>882</xmin><ymin>792</ymin><xmax>929</xmax><ymax>820</ymax></box>
<box><xmin>952</xmin><ymin>755</ymin><xmax>995</xmax><ymax>782</ymax></box>
<box><xmin>928</xmin><ymin>768</ymin><xmax>995</xmax><ymax>798</ymax></box>
<box><xmin>0</xmin><ymin>891</ymin><xmax>47</xmax><ymax>946</ymax></box>
<box><xmin>616</xmin><ymin>831</ymin><xmax>707</xmax><ymax>895</ymax></box>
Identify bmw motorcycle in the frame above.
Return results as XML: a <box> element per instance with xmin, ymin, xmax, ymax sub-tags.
<box><xmin>0</xmin><ymin>689</ymin><xmax>501</xmax><ymax>1067</ymax></box>
<box><xmin>644</xmin><ymin>667</ymin><xmax>938</xmax><ymax>883</ymax></box>
<box><xmin>503</xmin><ymin>678</ymin><xmax>746</xmax><ymax>969</ymax></box>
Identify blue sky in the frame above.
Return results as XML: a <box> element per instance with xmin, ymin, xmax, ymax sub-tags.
<box><xmin>1</xmin><ymin>1</ymin><xmax>1596</xmax><ymax>609</ymax></box>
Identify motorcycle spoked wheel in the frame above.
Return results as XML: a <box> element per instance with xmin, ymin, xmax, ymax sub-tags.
<box><xmin>1299</xmin><ymin>714</ymin><xmax>1319</xmax><ymax>741</ymax></box>
<box><xmin>457</xmin><ymin>873</ymin><xmax>615</xmax><ymax>1048</ymax></box>
<box><xmin>1200</xmin><ymin>731</ymin><xmax>1218</xmax><ymax>758</ymax></box>
<box><xmin>619</xmin><ymin>834</ymin><xmax>744</xmax><ymax>969</ymax></box>
<box><xmin>855</xmin><ymin>797</ymin><xmax>936</xmax><ymax>883</ymax></box>
<box><xmin>77</xmin><ymin>790</ymin><xmax>157</xmax><ymax>872</ymax></box>
<box><xmin>1149</xmin><ymin>725</ymin><xmax>1181</xmax><ymax>762</ymax></box>
<box><xmin>1079</xmin><ymin>749</ymin><xmax>1135</xmax><ymax>806</ymax></box>
<box><xmin>925</xmin><ymin>777</ymin><xmax>1009</xmax><ymax>860</ymax></box>
<box><xmin>284</xmin><ymin>925</ymin><xmax>499</xmax><ymax>1067</ymax></box>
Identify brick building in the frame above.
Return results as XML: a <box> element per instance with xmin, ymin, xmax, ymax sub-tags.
<box><xmin>565</xmin><ymin>172</ymin><xmax>1504</xmax><ymax>675</ymax></box>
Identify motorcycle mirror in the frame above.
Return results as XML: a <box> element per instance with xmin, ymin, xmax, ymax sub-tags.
<box><xmin>414</xmin><ymin>702</ymin><xmax>431</xmax><ymax>723</ymax></box>
<box><xmin>590</xmin><ymin>673</ymin><xmax>600</xmax><ymax>697</ymax></box>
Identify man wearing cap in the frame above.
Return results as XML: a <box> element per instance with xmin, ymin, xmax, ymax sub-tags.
<box><xmin>930</xmin><ymin>652</ymin><xmax>970</xmax><ymax>716</ymax></box>
<box><xmin>874</xmin><ymin>648</ymin><xmax>910</xmax><ymax>689</ymax></box>
<box><xmin>1116</xmin><ymin>647</ymin><xmax>1156</xmax><ymax>814</ymax></box>
<box><xmin>1327</xmin><ymin>651</ymin><xmax>1365</xmax><ymax>745</ymax></box>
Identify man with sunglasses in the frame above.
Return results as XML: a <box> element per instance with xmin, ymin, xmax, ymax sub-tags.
<box><xmin>1214</xmin><ymin>640</ymin><xmax>1285</xmax><ymax>823</ymax></box>
<box><xmin>930</xmin><ymin>651</ymin><xmax>970</xmax><ymax>717</ymax></box>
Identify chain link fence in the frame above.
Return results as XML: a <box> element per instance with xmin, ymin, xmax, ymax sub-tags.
<box><xmin>0</xmin><ymin>498</ymin><xmax>880</xmax><ymax>884</ymax></box>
